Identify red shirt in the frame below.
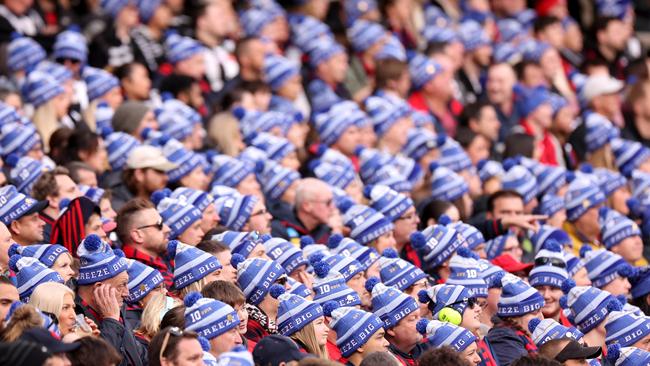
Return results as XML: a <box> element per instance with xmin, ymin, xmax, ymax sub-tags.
<box><xmin>327</xmin><ymin>339</ymin><xmax>346</xmax><ymax>363</ymax></box>
<box><xmin>122</xmin><ymin>245</ymin><xmax>174</xmax><ymax>290</ymax></box>
<box><xmin>521</xmin><ymin>119</ymin><xmax>560</xmax><ymax>166</ymax></box>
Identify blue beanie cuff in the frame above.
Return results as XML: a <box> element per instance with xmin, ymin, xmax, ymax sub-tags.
<box><xmin>174</xmin><ymin>256</ymin><xmax>222</xmax><ymax>290</ymax></box>
<box><xmin>385</xmin><ymin>269</ymin><xmax>427</xmax><ymax>292</ymax></box>
<box><xmin>78</xmin><ymin>257</ymin><xmax>128</xmax><ymax>285</ymax></box>
<box><xmin>279</xmin><ymin>303</ymin><xmax>323</xmax><ymax>336</ymax></box>
<box><xmin>604</xmin><ymin>227</ymin><xmax>641</xmax><ymax>250</ymax></box>
<box><xmin>497</xmin><ymin>295</ymin><xmax>545</xmax><ymax>317</ymax></box>
<box><xmin>128</xmin><ymin>271</ymin><xmax>164</xmax><ymax>303</ymax></box>
<box><xmin>339</xmin><ymin>315</ymin><xmax>385</xmax><ymax>358</ymax></box>
<box><xmin>383</xmin><ymin>297</ymin><xmax>419</xmax><ymax>329</ymax></box>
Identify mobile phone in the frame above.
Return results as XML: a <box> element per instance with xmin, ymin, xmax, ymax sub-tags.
<box><xmin>75</xmin><ymin>314</ymin><xmax>92</xmax><ymax>333</ymax></box>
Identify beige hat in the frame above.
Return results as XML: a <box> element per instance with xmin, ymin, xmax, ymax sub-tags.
<box><xmin>581</xmin><ymin>75</ymin><xmax>624</xmax><ymax>102</ymax></box>
<box><xmin>126</xmin><ymin>145</ymin><xmax>177</xmax><ymax>171</ymax></box>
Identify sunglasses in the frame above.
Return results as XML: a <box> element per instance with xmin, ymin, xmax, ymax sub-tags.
<box><xmin>137</xmin><ymin>219</ymin><xmax>164</xmax><ymax>231</ymax></box>
<box><xmin>447</xmin><ymin>297</ymin><xmax>478</xmax><ymax>309</ymax></box>
<box><xmin>534</xmin><ymin>257</ymin><xmax>566</xmax><ymax>268</ymax></box>
<box><xmin>275</xmin><ymin>275</ymin><xmax>288</xmax><ymax>287</ymax></box>
<box><xmin>160</xmin><ymin>327</ymin><xmax>197</xmax><ymax>360</ymax></box>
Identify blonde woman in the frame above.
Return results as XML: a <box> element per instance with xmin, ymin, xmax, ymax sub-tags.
<box><xmin>9</xmin><ymin>243</ymin><xmax>76</xmax><ymax>282</ymax></box>
<box><xmin>277</xmin><ymin>293</ymin><xmax>329</xmax><ymax>358</ymax></box>
<box><xmin>30</xmin><ymin>282</ymin><xmax>98</xmax><ymax>337</ymax></box>
<box><xmin>22</xmin><ymin>71</ymin><xmax>71</xmax><ymax>150</ymax></box>
<box><xmin>206</xmin><ymin>112</ymin><xmax>246</xmax><ymax>156</ymax></box>
<box><xmin>82</xmin><ymin>66</ymin><xmax>123</xmax><ymax>131</ymax></box>
<box><xmin>134</xmin><ymin>292</ymin><xmax>180</xmax><ymax>345</ymax></box>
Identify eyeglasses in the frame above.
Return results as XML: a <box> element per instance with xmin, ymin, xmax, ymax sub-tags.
<box><xmin>137</xmin><ymin>219</ymin><xmax>164</xmax><ymax>231</ymax></box>
<box><xmin>447</xmin><ymin>297</ymin><xmax>478</xmax><ymax>309</ymax></box>
<box><xmin>57</xmin><ymin>57</ymin><xmax>81</xmax><ymax>64</ymax></box>
<box><xmin>250</xmin><ymin>208</ymin><xmax>268</xmax><ymax>217</ymax></box>
<box><xmin>396</xmin><ymin>213</ymin><xmax>417</xmax><ymax>221</ymax></box>
<box><xmin>534</xmin><ymin>257</ymin><xmax>567</xmax><ymax>268</ymax></box>
<box><xmin>311</xmin><ymin>199</ymin><xmax>333</xmax><ymax>207</ymax></box>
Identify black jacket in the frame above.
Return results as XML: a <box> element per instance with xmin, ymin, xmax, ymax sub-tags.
<box><xmin>270</xmin><ymin>209</ymin><xmax>331</xmax><ymax>244</ymax></box>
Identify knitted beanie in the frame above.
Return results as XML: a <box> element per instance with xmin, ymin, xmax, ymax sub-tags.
<box><xmin>364</xmin><ymin>95</ymin><xmax>411</xmax><ymax>138</ymax></box>
<box><xmin>111</xmin><ymin>101</ymin><xmax>150</xmax><ymax>134</ymax></box>
<box><xmin>257</xmin><ymin>160</ymin><xmax>300</xmax><ymax>201</ymax></box>
<box><xmin>247</xmin><ymin>133</ymin><xmax>294</xmax><ymax>163</ymax></box>
<box><xmin>416</xmin><ymin>319</ymin><xmax>477</xmax><ymax>351</ymax></box>
<box><xmin>477</xmin><ymin>259</ymin><xmax>506</xmax><ymax>289</ymax></box>
<box><xmin>277</xmin><ymin>293</ymin><xmax>323</xmax><ymax>336</ymax></box>
<box><xmin>7</xmin><ymin>34</ymin><xmax>46</xmax><ymax>73</ymax></box>
<box><xmin>0</xmin><ymin>123</ymin><xmax>40</xmax><ymax>159</ymax></box>
<box><xmin>83</xmin><ymin>66</ymin><xmax>120</xmax><ymax>102</ymax></box>
<box><xmin>600</xmin><ymin>207</ymin><xmax>642</xmax><ymax>250</ymax></box>
<box><xmin>308</xmin><ymin>38</ymin><xmax>346</xmax><ymax>68</ymax></box>
<box><xmin>210</xmin><ymin>154</ymin><xmax>257</xmax><ymax>188</ymax></box>
<box><xmin>21</xmin><ymin>71</ymin><xmax>64</xmax><ymax>108</ymax></box>
<box><xmin>7</xmin><ymin>155</ymin><xmax>48</xmax><ymax>194</ymax></box>
<box><xmin>240</xmin><ymin>6</ymin><xmax>284</xmax><ymax>36</ymax></box>
<box><xmin>53</xmin><ymin>26</ymin><xmax>87</xmax><ymax>63</ymax></box>
<box><xmin>7</xmin><ymin>243</ymin><xmax>68</xmax><ymax>268</ymax></box>
<box><xmin>167</xmin><ymin>240</ymin><xmax>221</xmax><ymax>290</ymax></box>
<box><xmin>264</xmin><ymin>237</ymin><xmax>308</xmax><ymax>275</ymax></box>
<box><xmin>605</xmin><ymin>311</ymin><xmax>650</xmax><ymax>347</ymax></box>
<box><xmin>497</xmin><ymin>273</ymin><xmax>545</xmax><ymax>317</ymax></box>
<box><xmin>364</xmin><ymin>185</ymin><xmax>413</xmax><ymax>222</ymax></box>
<box><xmin>533</xmin><ymin>164</ymin><xmax>567</xmax><ymax>198</ymax></box>
<box><xmin>429</xmin><ymin>163</ymin><xmax>469</xmax><ymax>202</ymax></box>
<box><xmin>594</xmin><ymin>167</ymin><xmax>627</xmax><ymax>197</ymax></box>
<box><xmin>502</xmin><ymin>163</ymin><xmax>538</xmax><ymax>205</ymax></box>
<box><xmin>531</xmin><ymin>225</ymin><xmax>572</xmax><ymax>254</ymax></box>
<box><xmin>565</xmin><ymin>177</ymin><xmax>606</xmax><ymax>222</ymax></box>
<box><xmin>213</xmin><ymin>193</ymin><xmax>258</xmax><ymax>232</ymax></box>
<box><xmin>286</xmin><ymin>277</ymin><xmax>312</xmax><ymax>298</ymax></box>
<box><xmin>535</xmin><ymin>194</ymin><xmax>565</xmax><ymax>217</ymax></box>
<box><xmin>581</xmin><ymin>246</ymin><xmax>633</xmax><ymax>289</ymax></box>
<box><xmin>447</xmin><ymin>248</ymin><xmax>488</xmax><ymax>298</ymax></box>
<box><xmin>151</xmin><ymin>189</ymin><xmax>202</xmax><ymax>240</ymax></box>
<box><xmin>165</xmin><ymin>32</ymin><xmax>205</xmax><ymax>64</ymax></box>
<box><xmin>450</xmin><ymin>222</ymin><xmax>485</xmax><ymax>251</ymax></box>
<box><xmin>312</xmin><ymin>101</ymin><xmax>360</xmax><ymax>146</ymax></box>
<box><xmin>125</xmin><ymin>258</ymin><xmax>164</xmax><ymax>304</ymax></box>
<box><xmin>347</xmin><ymin>20</ymin><xmax>386</xmax><ymax>52</ymax></box>
<box><xmin>327</xmin><ymin>234</ymin><xmax>380</xmax><ymax>271</ymax></box>
<box><xmin>264</xmin><ymin>54</ymin><xmax>300</xmax><ymax>92</ymax></box>
<box><xmin>33</xmin><ymin>61</ymin><xmax>73</xmax><ymax>84</ymax></box>
<box><xmin>438</xmin><ymin>138</ymin><xmax>472</xmax><ymax>173</ymax></box>
<box><xmin>184</xmin><ymin>292</ymin><xmax>240</xmax><ymax>339</ymax></box>
<box><xmin>232</xmin><ymin>255</ymin><xmax>286</xmax><ymax>305</ymax></box>
<box><xmin>137</xmin><ymin>0</ymin><xmax>162</xmax><ymax>23</ymax></box>
<box><xmin>561</xmin><ymin>279</ymin><xmax>622</xmax><ymax>333</ymax></box>
<box><xmin>529</xmin><ymin>241</ymin><xmax>569</xmax><ymax>288</ymax></box>
<box><xmin>419</xmin><ymin>283</ymin><xmax>475</xmax><ymax>317</ymax></box>
<box><xmin>211</xmin><ymin>231</ymin><xmax>262</xmax><ymax>259</ymax></box>
<box><xmin>215</xmin><ymin>345</ymin><xmax>253</xmax><ymax>366</ymax></box>
<box><xmin>0</xmin><ymin>185</ymin><xmax>45</xmax><ymax>225</ymax></box>
<box><xmin>409</xmin><ymin>54</ymin><xmax>444</xmax><ymax>90</ymax></box>
<box><xmin>324</xmin><ymin>302</ymin><xmax>385</xmax><ymax>357</ymax></box>
<box><xmin>410</xmin><ymin>217</ymin><xmax>464</xmax><ymax>271</ymax></box>
<box><xmin>477</xmin><ymin>159</ymin><xmax>505</xmax><ymax>183</ymax></box>
<box><xmin>8</xmin><ymin>256</ymin><xmax>64</xmax><ymax>301</ymax></box>
<box><xmin>76</xmin><ymin>234</ymin><xmax>127</xmax><ymax>285</ymax></box>
<box><xmin>170</xmin><ymin>187</ymin><xmax>212</xmax><ymax>213</ymax></box>
<box><xmin>366</xmin><ymin>278</ymin><xmax>419</xmax><ymax>329</ymax></box>
<box><xmin>340</xmin><ymin>201</ymin><xmax>394</xmax><ymax>246</ymax></box>
<box><xmin>309</xmin><ymin>159</ymin><xmax>357</xmax><ymax>190</ymax></box>
<box><xmin>612</xmin><ymin>138</ymin><xmax>650</xmax><ymax>178</ymax></box>
<box><xmin>528</xmin><ymin>318</ymin><xmax>582</xmax><ymax>347</ymax></box>
<box><xmin>312</xmin><ymin>261</ymin><xmax>361</xmax><ymax>307</ymax></box>
<box><xmin>606</xmin><ymin>345</ymin><xmax>650</xmax><ymax>366</ymax></box>
<box><xmin>402</xmin><ymin>128</ymin><xmax>445</xmax><ymax>162</ymax></box>
<box><xmin>630</xmin><ymin>266</ymin><xmax>650</xmax><ymax>299</ymax></box>
<box><xmin>377</xmin><ymin>249</ymin><xmax>426</xmax><ymax>291</ymax></box>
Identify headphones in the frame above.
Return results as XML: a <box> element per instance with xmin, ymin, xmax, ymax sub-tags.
<box><xmin>437</xmin><ymin>297</ymin><xmax>477</xmax><ymax>326</ymax></box>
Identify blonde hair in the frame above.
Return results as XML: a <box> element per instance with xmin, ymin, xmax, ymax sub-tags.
<box><xmin>29</xmin><ymin>282</ymin><xmax>75</xmax><ymax>318</ymax></box>
<box><xmin>290</xmin><ymin>321</ymin><xmax>329</xmax><ymax>359</ymax></box>
<box><xmin>32</xmin><ymin>100</ymin><xmax>59</xmax><ymax>152</ymax></box>
<box><xmin>207</xmin><ymin>112</ymin><xmax>243</xmax><ymax>156</ymax></box>
<box><xmin>82</xmin><ymin>99</ymin><xmax>99</xmax><ymax>132</ymax></box>
<box><xmin>137</xmin><ymin>292</ymin><xmax>178</xmax><ymax>339</ymax></box>
<box><xmin>1</xmin><ymin>304</ymin><xmax>43</xmax><ymax>341</ymax></box>
<box><xmin>587</xmin><ymin>145</ymin><xmax>616</xmax><ymax>171</ymax></box>
<box><xmin>178</xmin><ymin>277</ymin><xmax>209</xmax><ymax>299</ymax></box>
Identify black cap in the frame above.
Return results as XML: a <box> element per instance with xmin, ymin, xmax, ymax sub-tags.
<box><xmin>19</xmin><ymin>327</ymin><xmax>80</xmax><ymax>354</ymax></box>
<box><xmin>252</xmin><ymin>335</ymin><xmax>314</xmax><ymax>366</ymax></box>
<box><xmin>554</xmin><ymin>340</ymin><xmax>602</xmax><ymax>362</ymax></box>
<box><xmin>21</xmin><ymin>199</ymin><xmax>48</xmax><ymax>218</ymax></box>
<box><xmin>0</xmin><ymin>340</ymin><xmax>51</xmax><ymax>366</ymax></box>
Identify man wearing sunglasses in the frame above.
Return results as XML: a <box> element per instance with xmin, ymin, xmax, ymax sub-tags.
<box><xmin>149</xmin><ymin>326</ymin><xmax>205</xmax><ymax>366</ymax></box>
<box><xmin>529</xmin><ymin>242</ymin><xmax>571</xmax><ymax>325</ymax></box>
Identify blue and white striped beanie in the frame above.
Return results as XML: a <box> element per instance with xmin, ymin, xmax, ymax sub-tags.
<box><xmin>520</xmin><ymin>39</ymin><xmax>551</xmax><ymax>63</ymax></box>
<box><xmin>257</xmin><ymin>160</ymin><xmax>300</xmax><ymax>201</ymax></box>
<box><xmin>529</xmin><ymin>241</ymin><xmax>569</xmax><ymax>289</ymax></box>
<box><xmin>424</xmin><ymin>4</ymin><xmax>451</xmax><ymax>27</ymax></box>
<box><xmin>78</xmin><ymin>184</ymin><xmax>104</xmax><ymax>204</ymax></box>
<box><xmin>438</xmin><ymin>138</ymin><xmax>472</xmax><ymax>172</ymax></box>
<box><xmin>168</xmin><ymin>240</ymin><xmax>221</xmax><ymax>290</ymax></box>
<box><xmin>287</xmin><ymin>277</ymin><xmax>312</xmax><ymax>298</ymax></box>
<box><xmin>264</xmin><ymin>54</ymin><xmax>300</xmax><ymax>92</ymax></box>
<box><xmin>156</xmin><ymin>108</ymin><xmax>197</xmax><ymax>144</ymax></box>
<box><xmin>477</xmin><ymin>159</ymin><xmax>505</xmax><ymax>183</ymax></box>
<box><xmin>277</xmin><ymin>293</ymin><xmax>323</xmax><ymax>336</ymax></box>
<box><xmin>581</xmin><ymin>246</ymin><xmax>634</xmax><ymax>289</ymax></box>
<box><xmin>485</xmin><ymin>234</ymin><xmax>513</xmax><ymax>260</ymax></box>
<box><xmin>429</xmin><ymin>163</ymin><xmax>469</xmax><ymax>202</ymax></box>
<box><xmin>76</xmin><ymin>234</ymin><xmax>128</xmax><ymax>285</ymax></box>
<box><xmin>631</xmin><ymin>170</ymin><xmax>650</xmax><ymax>199</ymax></box>
<box><xmin>459</xmin><ymin>20</ymin><xmax>491</xmax><ymax>51</ymax></box>
<box><xmin>561</xmin><ymin>280</ymin><xmax>622</xmax><ymax>332</ymax></box>
<box><xmin>125</xmin><ymin>258</ymin><xmax>164</xmax><ymax>304</ymax></box>
<box><xmin>213</xmin><ymin>193</ymin><xmax>258</xmax><ymax>232</ymax></box>
<box><xmin>528</xmin><ymin>318</ymin><xmax>582</xmax><ymax>347</ymax></box>
<box><xmin>159</xmin><ymin>96</ymin><xmax>201</xmax><ymax>125</ymax></box>
<box><xmin>364</xmin><ymin>184</ymin><xmax>413</xmax><ymax>222</ymax></box>
<box><xmin>215</xmin><ymin>345</ymin><xmax>253</xmax><ymax>366</ymax></box>
<box><xmin>531</xmin><ymin>225</ymin><xmax>572</xmax><ymax>254</ymax></box>
<box><xmin>310</xmin><ymin>144</ymin><xmax>356</xmax><ymax>171</ymax></box>
<box><xmin>8</xmin><ymin>243</ymin><xmax>68</xmax><ymax>268</ymax></box>
<box><xmin>83</xmin><ymin>67</ymin><xmax>120</xmax><ymax>102</ymax></box>
<box><xmin>101</xmin><ymin>0</ymin><xmax>130</xmax><ymax>17</ymax></box>
<box><xmin>594</xmin><ymin>168</ymin><xmax>627</xmax><ymax>197</ymax></box>
<box><xmin>7</xmin><ymin>155</ymin><xmax>47</xmax><ymax>194</ymax></box>
<box><xmin>94</xmin><ymin>101</ymin><xmax>114</xmax><ymax>131</ymax></box>
<box><xmin>171</xmin><ymin>187</ymin><xmax>212</xmax><ymax>213</ymax></box>
<box><xmin>161</xmin><ymin>139</ymin><xmax>205</xmax><ymax>183</ymax></box>
<box><xmin>340</xmin><ymin>200</ymin><xmax>394</xmax><ymax>245</ymax></box>
<box><xmin>324</xmin><ymin>303</ymin><xmax>385</xmax><ymax>358</ymax></box>
<box><xmin>164</xmin><ymin>32</ymin><xmax>205</xmax><ymax>65</ymax></box>
<box><xmin>8</xmin><ymin>255</ymin><xmax>64</xmax><ymax>301</ymax></box>
<box><xmin>344</xmin><ymin>0</ymin><xmax>378</xmax><ymax>25</ymax></box>
<box><xmin>364</xmin><ymin>95</ymin><xmax>411</xmax><ymax>138</ymax></box>
<box><xmin>420</xmin><ymin>284</ymin><xmax>475</xmax><ymax>317</ymax></box>
<box><xmin>356</xmin><ymin>146</ymin><xmax>393</xmax><ymax>182</ymax></box>
<box><xmin>422</xmin><ymin>26</ymin><xmax>459</xmax><ymax>44</ymax></box>
<box><xmin>533</xmin><ymin>164</ymin><xmax>567</xmax><ymax>198</ymax></box>
<box><xmin>378</xmin><ymin>249</ymin><xmax>426</xmax><ymax>291</ymax></box>
<box><xmin>451</xmin><ymin>222</ymin><xmax>485</xmax><ymax>251</ymax></box>
<box><xmin>600</xmin><ymin>207</ymin><xmax>641</xmax><ymax>250</ymax></box>
<box><xmin>237</xmin><ymin>108</ymin><xmax>299</xmax><ymax>140</ymax></box>
<box><xmin>7</xmin><ymin>34</ymin><xmax>46</xmax><ymax>73</ymax></box>
<box><xmin>612</xmin><ymin>138</ymin><xmax>650</xmax><ymax>178</ymax></box>
<box><xmin>410</xmin><ymin>216</ymin><xmax>464</xmax><ymax>271</ymax></box>
<box><xmin>21</xmin><ymin>71</ymin><xmax>64</xmax><ymax>108</ymax></box>
<box><xmin>565</xmin><ymin>177</ymin><xmax>606</xmax><ymax>222</ymax></box>
<box><xmin>312</xmin><ymin>261</ymin><xmax>361</xmax><ymax>307</ymax></box>
<box><xmin>347</xmin><ymin>20</ymin><xmax>387</xmax><ymax>52</ymax></box>
<box><xmin>248</xmin><ymin>133</ymin><xmax>295</xmax><ymax>162</ymax></box>
<box><xmin>366</xmin><ymin>278</ymin><xmax>419</xmax><ymax>329</ymax></box>
<box><xmin>264</xmin><ymin>237</ymin><xmax>308</xmax><ymax>275</ymax></box>
<box><xmin>211</xmin><ymin>231</ymin><xmax>261</xmax><ymax>259</ymax></box>
<box><xmin>497</xmin><ymin>18</ymin><xmax>525</xmax><ymax>43</ymax></box>
<box><xmin>417</xmin><ymin>320</ymin><xmax>477</xmax><ymax>351</ymax></box>
<box><xmin>374</xmin><ymin>34</ymin><xmax>407</xmax><ymax>61</ymax></box>
<box><xmin>493</xmin><ymin>42</ymin><xmax>523</xmax><ymax>64</ymax></box>
<box><xmin>409</xmin><ymin>54</ymin><xmax>444</xmax><ymax>90</ymax></box>
<box><xmin>210</xmin><ymin>154</ymin><xmax>256</xmax><ymax>188</ymax></box>
<box><xmin>384</xmin><ymin>155</ymin><xmax>422</xmax><ymax>187</ymax></box>
<box><xmin>0</xmin><ymin>102</ymin><xmax>22</xmax><ymax>128</ymax></box>
<box><xmin>137</xmin><ymin>0</ymin><xmax>161</xmax><ymax>23</ymax></box>
<box><xmin>241</xmin><ymin>6</ymin><xmax>284</xmax><ymax>36</ymax></box>
<box><xmin>596</xmin><ymin>0</ymin><xmax>631</xmax><ymax>19</ymax></box>
<box><xmin>151</xmin><ymin>189</ymin><xmax>202</xmax><ymax>240</ymax></box>
<box><xmin>497</xmin><ymin>273</ymin><xmax>545</xmax><ymax>317</ymax></box>
<box><xmin>308</xmin><ymin>38</ymin><xmax>345</xmax><ymax>68</ymax></box>
<box><xmin>502</xmin><ymin>164</ymin><xmax>538</xmax><ymax>205</ymax></box>
<box><xmin>321</xmin><ymin>253</ymin><xmax>364</xmax><ymax>283</ymax></box>
<box><xmin>447</xmin><ymin>248</ymin><xmax>488</xmax><ymax>298</ymax></box>
<box><xmin>585</xmin><ymin>112</ymin><xmax>618</xmax><ymax>153</ymax></box>
<box><xmin>0</xmin><ymin>185</ymin><xmax>45</xmax><ymax>225</ymax></box>
<box><xmin>312</xmin><ymin>101</ymin><xmax>359</xmax><ymax>146</ymax></box>
<box><xmin>101</xmin><ymin>128</ymin><xmax>140</xmax><ymax>171</ymax></box>
<box><xmin>327</xmin><ymin>234</ymin><xmax>380</xmax><ymax>271</ymax></box>
<box><xmin>402</xmin><ymin>128</ymin><xmax>445</xmax><ymax>162</ymax></box>
<box><xmin>564</xmin><ymin>251</ymin><xmax>586</xmax><ymax>278</ymax></box>
<box><xmin>370</xmin><ymin>169</ymin><xmax>413</xmax><ymax>195</ymax></box>
<box><xmin>232</xmin><ymin>255</ymin><xmax>287</xmax><ymax>306</ymax></box>
<box><xmin>300</xmin><ymin>236</ymin><xmax>329</xmax><ymax>262</ymax></box>
<box><xmin>535</xmin><ymin>194</ymin><xmax>565</xmax><ymax>217</ymax></box>
<box><xmin>308</xmin><ymin>79</ymin><xmax>342</xmax><ymax>114</ymax></box>
<box><xmin>290</xmin><ymin>14</ymin><xmax>333</xmax><ymax>54</ymax></box>
<box><xmin>53</xmin><ymin>26</ymin><xmax>87</xmax><ymax>62</ymax></box>
<box><xmin>184</xmin><ymin>292</ymin><xmax>240</xmax><ymax>339</ymax></box>
<box><xmin>33</xmin><ymin>61</ymin><xmax>73</xmax><ymax>84</ymax></box>
<box><xmin>630</xmin><ymin>266</ymin><xmax>650</xmax><ymax>299</ymax></box>
<box><xmin>606</xmin><ymin>345</ymin><xmax>650</xmax><ymax>366</ymax></box>
<box><xmin>478</xmin><ymin>259</ymin><xmax>506</xmax><ymax>289</ymax></box>
<box><xmin>605</xmin><ymin>311</ymin><xmax>650</xmax><ymax>347</ymax></box>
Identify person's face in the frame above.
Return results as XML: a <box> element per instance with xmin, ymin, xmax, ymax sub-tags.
<box><xmin>176</xmin><ymin>53</ymin><xmax>206</xmax><ymax>80</ymax></box>
<box><xmin>383</xmin><ymin>117</ymin><xmax>412</xmax><ymax>150</ymax></box>
<box><xmin>611</xmin><ymin>186</ymin><xmax>632</xmax><ymax>216</ymax></box>
<box><xmin>537</xmin><ymin>285</ymin><xmax>563</xmax><ymax>319</ymax></box>
<box><xmin>404</xmin><ymin>279</ymin><xmax>428</xmax><ymax>303</ymax></box>
<box><xmin>373</xmin><ymin>231</ymin><xmax>397</xmax><ymax>254</ymax></box>
<box><xmin>347</xmin><ymin>272</ymin><xmax>371</xmax><ymax>308</ymax></box>
<box><xmin>612</xmin><ymin>235</ymin><xmax>644</xmax><ymax>264</ymax></box>
<box><xmin>553</xmin><ymin>106</ymin><xmax>576</xmax><ymax>136</ymax></box>
<box><xmin>322</xmin><ymin>53</ymin><xmax>349</xmax><ymax>84</ymax></box>
<box><xmin>58</xmin><ymin>293</ymin><xmax>77</xmax><ymax>336</ymax></box>
<box><xmin>466</xmin><ymin>135</ymin><xmax>491</xmax><ymax>166</ymax></box>
<box><xmin>280</xmin><ymin>151</ymin><xmax>301</xmax><ymax>172</ymax></box>
<box><xmin>123</xmin><ymin>64</ymin><xmax>152</xmax><ymax>101</ymax></box>
<box><xmin>100</xmin><ymin>271</ymin><xmax>130</xmax><ymax>308</ymax></box>
<box><xmin>83</xmin><ymin>139</ymin><xmax>109</xmax><ymax>174</ymax></box>
<box><xmin>52</xmin><ymin>254</ymin><xmax>75</xmax><ymax>282</ymax></box>
<box><xmin>460</xmin><ymin>301</ymin><xmax>483</xmax><ymax>334</ymax></box>
<box><xmin>546</xmin><ymin>209</ymin><xmax>567</xmax><ymax>229</ymax></box>
<box><xmin>572</xmin><ymin>267</ymin><xmax>592</xmax><ymax>286</ymax></box>
<box><xmin>602</xmin><ymin>19</ymin><xmax>629</xmax><ymax>51</ymax></box>
<box><xmin>234</xmin><ymin>303</ymin><xmax>248</xmax><ymax>334</ymax></box>
<box><xmin>199</xmin><ymin>204</ymin><xmax>219</xmax><ymax>234</ymax></box>
<box><xmin>490</xmin><ymin>196</ymin><xmax>524</xmax><ymax>219</ymax></box>
<box><xmin>243</xmin><ymin>40</ymin><xmax>266</xmax><ymax>74</ymax></box>
<box><xmin>365</xmin><ymin>261</ymin><xmax>380</xmax><ymax>280</ymax></box>
<box><xmin>150</xmin><ymin>4</ymin><xmax>172</xmax><ymax>29</ymax></box>
<box><xmin>530</xmin><ymin>103</ymin><xmax>554</xmax><ymax>130</ymax></box>
<box><xmin>463</xmin><ymin>342</ymin><xmax>482</xmax><ymax>365</ymax></box>
<box><xmin>211</xmin><ymin>251</ymin><xmax>237</xmax><ymax>283</ymax></box>
<box><xmin>56</xmin><ymin>175</ymin><xmax>82</xmax><ymax>204</ymax></box>
<box><xmin>574</xmin><ymin>206</ymin><xmax>601</xmax><ymax>237</ymax></box>
<box><xmin>99</xmin><ymin>198</ymin><xmax>117</xmax><ymax>220</ymax></box>
<box><xmin>53</xmin><ymin>92</ymin><xmax>71</xmax><ymax>119</ymax></box>
<box><xmin>474</xmin><ymin>105</ymin><xmax>501</xmax><ymax>142</ymax></box>
<box><xmin>186</xmin><ymin>84</ymin><xmax>205</xmax><ymax>111</ymax></box>
<box><xmin>85</xmin><ymin>214</ymin><xmax>107</xmax><ymax>242</ymax></box>
<box><xmin>209</xmin><ymin>327</ymin><xmax>242</xmax><ymax>356</ymax></box>
<box><xmin>135</xmin><ymin>111</ymin><xmax>159</xmax><ymax>139</ymax></box>
<box><xmin>601</xmin><ymin>276</ymin><xmax>631</xmax><ymax>297</ymax></box>
<box><xmin>486</xmin><ymin>64</ymin><xmax>515</xmax><ymax>104</ymax></box>
<box><xmin>521</xmin><ymin>63</ymin><xmax>545</xmax><ymax>88</ymax></box>
<box><xmin>143</xmin><ymin>168</ymin><xmax>169</xmax><ymax>194</ymax></box>
<box><xmin>501</xmin><ymin>236</ymin><xmax>523</xmax><ymax>262</ymax></box>
<box><xmin>280</xmin><ymin>181</ymin><xmax>299</xmax><ymax>205</ymax></box>
<box><xmin>388</xmin><ymin>312</ymin><xmax>422</xmax><ymax>349</ymax></box>
<box><xmin>444</xmin><ymin>41</ymin><xmax>465</xmax><ymax>70</ymax></box>
<box><xmin>14</xmin><ymin>213</ymin><xmax>45</xmax><ymax>244</ymax></box>
<box><xmin>0</xmin><ymin>223</ymin><xmax>13</xmax><ymax>266</ymax></box>
<box><xmin>286</xmin><ymin>122</ymin><xmax>307</xmax><ymax>148</ymax></box>
<box><xmin>76</xmin><ymin>168</ymin><xmax>98</xmax><ymax>187</ymax></box>
<box><xmin>177</xmin><ymin>220</ymin><xmax>204</xmax><ymax>246</ymax></box>
<box><xmin>277</xmin><ymin>75</ymin><xmax>303</xmax><ymax>101</ymax></box>
<box><xmin>303</xmin><ymin>189</ymin><xmax>334</xmax><ymax>225</ymax></box>
<box><xmin>632</xmin><ymin>333</ymin><xmax>650</xmax><ymax>352</ymax></box>
<box><xmin>104</xmin><ymin>86</ymin><xmax>124</xmax><ymax>111</ymax></box>
<box><xmin>180</xmin><ymin>166</ymin><xmax>209</xmax><ymax>191</ymax></box>
<box><xmin>564</xmin><ymin>360</ymin><xmax>589</xmax><ymax>366</ymax></box>
<box><xmin>163</xmin><ymin>338</ymin><xmax>204</xmax><ymax>366</ymax></box>
<box><xmin>243</xmin><ymin>200</ymin><xmax>271</xmax><ymax>234</ymax></box>
<box><xmin>392</xmin><ymin>206</ymin><xmax>419</xmax><ymax>245</ymax></box>
<box><xmin>472</xmin><ymin>44</ymin><xmax>493</xmax><ymax>68</ymax></box>
<box><xmin>0</xmin><ymin>283</ymin><xmax>19</xmax><ymax>321</ymax></box>
<box><xmin>361</xmin><ymin>328</ymin><xmax>389</xmax><ymax>354</ymax></box>
<box><xmin>248</xmin><ymin>243</ymin><xmax>269</xmax><ymax>260</ymax></box>
<box><xmin>332</xmin><ymin>125</ymin><xmax>362</xmax><ymax>156</ymax></box>
<box><xmin>203</xmin><ymin>0</ymin><xmax>237</xmax><ymax>39</ymax></box>
<box><xmin>359</xmin><ymin>124</ymin><xmax>377</xmax><ymax>148</ymax></box>
<box><xmin>312</xmin><ymin>316</ymin><xmax>330</xmax><ymax>346</ymax></box>
<box><xmin>135</xmin><ymin>208</ymin><xmax>170</xmax><ymax>255</ymax></box>
<box><xmin>539</xmin><ymin>23</ymin><xmax>565</xmax><ymax>49</ymax></box>
<box><xmin>236</xmin><ymin>174</ymin><xmax>262</xmax><ymax>198</ymax></box>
